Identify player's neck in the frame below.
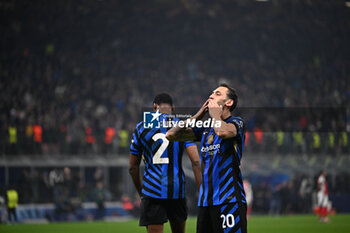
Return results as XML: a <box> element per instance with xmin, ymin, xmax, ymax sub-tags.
<box><xmin>221</xmin><ymin>111</ymin><xmax>231</xmax><ymax>120</ymax></box>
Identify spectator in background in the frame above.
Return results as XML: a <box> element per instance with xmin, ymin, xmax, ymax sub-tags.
<box><xmin>24</xmin><ymin>123</ymin><xmax>34</xmax><ymax>154</ymax></box>
<box><xmin>31</xmin><ymin>169</ymin><xmax>40</xmax><ymax>203</ymax></box>
<box><xmin>7</xmin><ymin>124</ymin><xmax>18</xmax><ymax>155</ymax></box>
<box><xmin>18</xmin><ymin>169</ymin><xmax>31</xmax><ymax>203</ymax></box>
<box><xmin>93</xmin><ymin>168</ymin><xmax>104</xmax><ymax>184</ymax></box>
<box><xmin>121</xmin><ymin>194</ymin><xmax>136</xmax><ymax>217</ymax></box>
<box><xmin>6</xmin><ymin>186</ymin><xmax>19</xmax><ymax>224</ymax></box>
<box><xmin>283</xmin><ymin>180</ymin><xmax>298</xmax><ymax>214</ymax></box>
<box><xmin>84</xmin><ymin>126</ymin><xmax>96</xmax><ymax>155</ymax></box>
<box><xmin>33</xmin><ymin>124</ymin><xmax>43</xmax><ymax>155</ymax></box>
<box><xmin>133</xmin><ymin>193</ymin><xmax>141</xmax><ymax>218</ymax></box>
<box><xmin>269</xmin><ymin>183</ymin><xmax>282</xmax><ymax>216</ymax></box>
<box><xmin>276</xmin><ymin>131</ymin><xmax>285</xmax><ymax>154</ymax></box>
<box><xmin>118</xmin><ymin>129</ymin><xmax>129</xmax><ymax>154</ymax></box>
<box><xmin>254</xmin><ymin>182</ymin><xmax>270</xmax><ymax>214</ymax></box>
<box><xmin>298</xmin><ymin>175</ymin><xmax>313</xmax><ymax>213</ymax></box>
<box><xmin>104</xmin><ymin>127</ymin><xmax>116</xmax><ymax>154</ymax></box>
<box><xmin>62</xmin><ymin>167</ymin><xmax>76</xmax><ymax>198</ymax></box>
<box><xmin>339</xmin><ymin>132</ymin><xmax>349</xmax><ymax>154</ymax></box>
<box><xmin>243</xmin><ymin>179</ymin><xmax>253</xmax><ymax>219</ymax></box>
<box><xmin>93</xmin><ymin>181</ymin><xmax>108</xmax><ymax>220</ymax></box>
<box><xmin>0</xmin><ymin>1</ymin><xmax>349</xmax><ymax>157</ymax></box>
<box><xmin>49</xmin><ymin>168</ymin><xmax>64</xmax><ymax>202</ymax></box>
<box><xmin>0</xmin><ymin>194</ymin><xmax>6</xmax><ymax>223</ymax></box>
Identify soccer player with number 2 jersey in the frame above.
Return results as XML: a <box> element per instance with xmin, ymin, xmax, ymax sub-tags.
<box><xmin>167</xmin><ymin>84</ymin><xmax>247</xmax><ymax>233</ymax></box>
<box><xmin>129</xmin><ymin>93</ymin><xmax>201</xmax><ymax>233</ymax></box>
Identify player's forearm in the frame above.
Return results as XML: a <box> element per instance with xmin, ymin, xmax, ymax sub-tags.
<box><xmin>166</xmin><ymin>122</ymin><xmax>196</xmax><ymax>141</ymax></box>
<box><xmin>129</xmin><ymin>155</ymin><xmax>142</xmax><ymax>196</ymax></box>
<box><xmin>186</xmin><ymin>145</ymin><xmax>202</xmax><ymax>189</ymax></box>
<box><xmin>129</xmin><ymin>166</ymin><xmax>142</xmax><ymax>196</ymax></box>
<box><xmin>212</xmin><ymin>118</ymin><xmax>237</xmax><ymax>139</ymax></box>
<box><xmin>166</xmin><ymin>100</ymin><xmax>208</xmax><ymax>142</ymax></box>
<box><xmin>192</xmin><ymin>161</ymin><xmax>201</xmax><ymax>190</ymax></box>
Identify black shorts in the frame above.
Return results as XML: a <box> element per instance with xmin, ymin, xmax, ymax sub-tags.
<box><xmin>197</xmin><ymin>202</ymin><xmax>247</xmax><ymax>233</ymax></box>
<box><xmin>139</xmin><ymin>198</ymin><xmax>188</xmax><ymax>226</ymax></box>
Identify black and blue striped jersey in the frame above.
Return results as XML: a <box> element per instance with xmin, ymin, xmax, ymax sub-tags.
<box><xmin>193</xmin><ymin>116</ymin><xmax>246</xmax><ymax>207</ymax></box>
<box><xmin>130</xmin><ymin>113</ymin><xmax>195</xmax><ymax>199</ymax></box>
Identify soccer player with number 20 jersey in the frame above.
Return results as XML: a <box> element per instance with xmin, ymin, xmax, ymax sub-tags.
<box><xmin>167</xmin><ymin>84</ymin><xmax>247</xmax><ymax>233</ymax></box>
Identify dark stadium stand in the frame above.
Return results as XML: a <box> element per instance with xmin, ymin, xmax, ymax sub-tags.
<box><xmin>0</xmin><ymin>0</ymin><xmax>349</xmax><ymax>220</ymax></box>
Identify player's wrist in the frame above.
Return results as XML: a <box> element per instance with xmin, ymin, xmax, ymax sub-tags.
<box><xmin>190</xmin><ymin>114</ymin><xmax>199</xmax><ymax>120</ymax></box>
<box><xmin>210</xmin><ymin>113</ymin><xmax>221</xmax><ymax>121</ymax></box>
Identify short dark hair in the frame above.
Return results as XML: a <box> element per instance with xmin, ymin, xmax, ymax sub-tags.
<box><xmin>219</xmin><ymin>83</ymin><xmax>238</xmax><ymax>111</ymax></box>
<box><xmin>153</xmin><ymin>93</ymin><xmax>173</xmax><ymax>106</ymax></box>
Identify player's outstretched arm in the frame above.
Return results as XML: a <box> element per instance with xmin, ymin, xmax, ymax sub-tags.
<box><xmin>129</xmin><ymin>154</ymin><xmax>142</xmax><ymax>196</ymax></box>
<box><xmin>166</xmin><ymin>126</ymin><xmax>196</xmax><ymax>142</ymax></box>
<box><xmin>166</xmin><ymin>100</ymin><xmax>209</xmax><ymax>142</ymax></box>
<box><xmin>185</xmin><ymin>145</ymin><xmax>201</xmax><ymax>190</ymax></box>
<box><xmin>192</xmin><ymin>99</ymin><xmax>210</xmax><ymax>121</ymax></box>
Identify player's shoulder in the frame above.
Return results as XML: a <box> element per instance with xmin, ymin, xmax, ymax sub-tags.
<box><xmin>136</xmin><ymin>121</ymin><xmax>144</xmax><ymax>128</ymax></box>
<box><xmin>134</xmin><ymin>121</ymin><xmax>144</xmax><ymax>131</ymax></box>
<box><xmin>227</xmin><ymin>116</ymin><xmax>245</xmax><ymax>127</ymax></box>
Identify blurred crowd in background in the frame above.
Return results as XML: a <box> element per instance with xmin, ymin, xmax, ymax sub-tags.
<box><xmin>0</xmin><ymin>166</ymin><xmax>141</xmax><ymax>221</ymax></box>
<box><xmin>0</xmin><ymin>0</ymin><xmax>350</xmax><ymax>218</ymax></box>
<box><xmin>1</xmin><ymin>0</ymin><xmax>349</xmax><ymax>156</ymax></box>
<box><xmin>1</xmin><ymin>166</ymin><xmax>350</xmax><ymax>217</ymax></box>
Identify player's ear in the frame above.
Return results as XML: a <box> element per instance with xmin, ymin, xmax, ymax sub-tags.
<box><xmin>171</xmin><ymin>105</ymin><xmax>174</xmax><ymax>112</ymax></box>
<box><xmin>225</xmin><ymin>99</ymin><xmax>233</xmax><ymax>109</ymax></box>
<box><xmin>153</xmin><ymin>103</ymin><xmax>158</xmax><ymax>111</ymax></box>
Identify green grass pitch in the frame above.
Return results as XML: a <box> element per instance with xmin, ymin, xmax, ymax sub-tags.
<box><xmin>0</xmin><ymin>214</ymin><xmax>349</xmax><ymax>233</ymax></box>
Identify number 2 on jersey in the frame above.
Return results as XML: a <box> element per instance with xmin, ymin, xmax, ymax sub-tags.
<box><xmin>152</xmin><ymin>133</ymin><xmax>169</xmax><ymax>164</ymax></box>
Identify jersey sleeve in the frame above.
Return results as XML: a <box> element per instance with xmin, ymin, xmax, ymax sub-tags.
<box><xmin>192</xmin><ymin>126</ymin><xmax>205</xmax><ymax>141</ymax></box>
<box><xmin>229</xmin><ymin>118</ymin><xmax>245</xmax><ymax>139</ymax></box>
<box><xmin>184</xmin><ymin>140</ymin><xmax>196</xmax><ymax>148</ymax></box>
<box><xmin>130</xmin><ymin>126</ymin><xmax>143</xmax><ymax>156</ymax></box>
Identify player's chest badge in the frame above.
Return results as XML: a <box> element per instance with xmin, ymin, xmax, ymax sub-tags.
<box><xmin>207</xmin><ymin>134</ymin><xmax>214</xmax><ymax>145</ymax></box>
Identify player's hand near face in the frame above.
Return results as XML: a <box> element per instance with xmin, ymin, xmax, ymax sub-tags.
<box><xmin>208</xmin><ymin>99</ymin><xmax>223</xmax><ymax>120</ymax></box>
<box><xmin>207</xmin><ymin>99</ymin><xmax>237</xmax><ymax>139</ymax></box>
<box><xmin>167</xmin><ymin>99</ymin><xmax>209</xmax><ymax>142</ymax></box>
<box><xmin>192</xmin><ymin>99</ymin><xmax>210</xmax><ymax>120</ymax></box>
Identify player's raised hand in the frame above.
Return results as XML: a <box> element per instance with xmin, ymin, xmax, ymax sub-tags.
<box><xmin>208</xmin><ymin>99</ymin><xmax>223</xmax><ymax>120</ymax></box>
<box><xmin>192</xmin><ymin>99</ymin><xmax>209</xmax><ymax>120</ymax></box>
